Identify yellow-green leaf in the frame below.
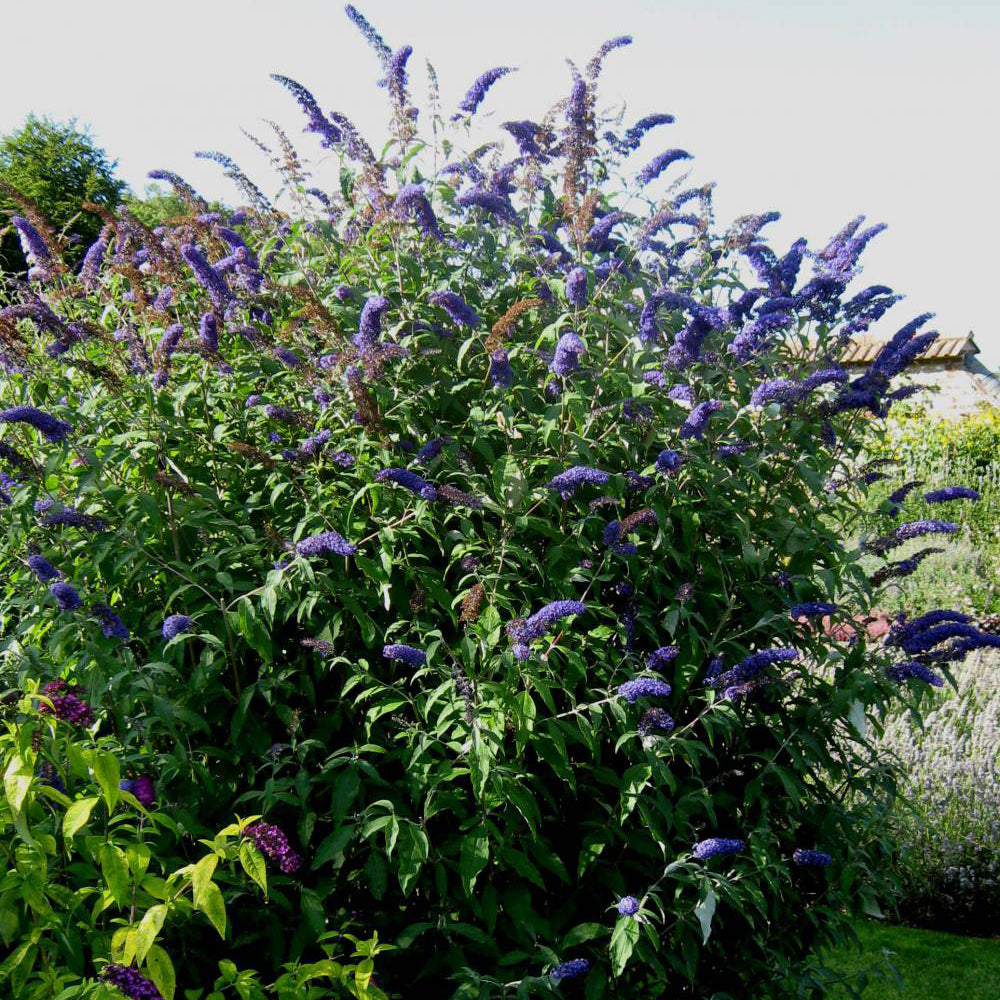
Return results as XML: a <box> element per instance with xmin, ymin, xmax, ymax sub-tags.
<box><xmin>239</xmin><ymin>841</ymin><xmax>267</xmax><ymax>895</ymax></box>
<box><xmin>135</xmin><ymin>904</ymin><xmax>167</xmax><ymax>963</ymax></box>
<box><xmin>145</xmin><ymin>944</ymin><xmax>176</xmax><ymax>1000</ymax></box>
<box><xmin>63</xmin><ymin>796</ymin><xmax>100</xmax><ymax>839</ymax></box>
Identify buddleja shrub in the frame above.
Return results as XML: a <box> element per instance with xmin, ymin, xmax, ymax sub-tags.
<box><xmin>1</xmin><ymin>6</ymin><xmax>996</xmax><ymax>999</ymax></box>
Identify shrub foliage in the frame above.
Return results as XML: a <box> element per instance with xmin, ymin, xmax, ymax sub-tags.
<box><xmin>0</xmin><ymin>8</ymin><xmax>994</xmax><ymax>999</ymax></box>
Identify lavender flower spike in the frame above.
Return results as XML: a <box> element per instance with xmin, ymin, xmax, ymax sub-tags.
<box><xmin>547</xmin><ymin>465</ymin><xmax>610</xmax><ymax>495</ymax></box>
<box><xmin>923</xmin><ymin>486</ymin><xmax>980</xmax><ymax>503</ymax></box>
<box><xmin>296</xmin><ymin>530</ymin><xmax>357</xmax><ymax>557</ymax></box>
<box><xmin>11</xmin><ymin>216</ymin><xmax>51</xmax><ymax>267</ymax></box>
<box><xmin>383</xmin><ymin>643</ymin><xmax>427</xmax><ymax>666</ymax></box>
<box><xmin>375</xmin><ymin>467</ymin><xmax>438</xmax><ymax>500</ymax></box>
<box><xmin>180</xmin><ymin>243</ymin><xmax>232</xmax><ymax>308</ymax></box>
<box><xmin>0</xmin><ymin>406</ymin><xmax>72</xmax><ymax>443</ymax></box>
<box><xmin>454</xmin><ymin>66</ymin><xmax>516</xmax><ymax>118</ymax></box>
<box><xmin>790</xmin><ymin>601</ymin><xmax>838</xmax><ymax>618</ymax></box>
<box><xmin>551</xmin><ymin>959</ymin><xmax>590</xmax><ymax>981</ymax></box>
<box><xmin>680</xmin><ymin>400</ymin><xmax>723</xmax><ymax>440</ymax></box>
<box><xmin>692</xmin><ymin>837</ymin><xmax>745</xmax><ymax>860</ymax></box>
<box><xmin>50</xmin><ymin>581</ymin><xmax>82</xmax><ymax>611</ymax></box>
<box><xmin>28</xmin><ymin>553</ymin><xmax>62</xmax><ymax>581</ymax></box>
<box><xmin>637</xmin><ymin>149</ymin><xmax>693</xmax><ymax>186</ymax></box>
<box><xmin>162</xmin><ymin>614</ymin><xmax>193</xmax><ymax>640</ymax></box>
<box><xmin>618</xmin><ymin>676</ymin><xmax>672</xmax><ymax>703</ymax></box>
<box><xmin>550</xmin><ymin>331</ymin><xmax>586</xmax><ymax>375</ymax></box>
<box><xmin>566</xmin><ymin>267</ymin><xmax>588</xmax><ymax>307</ymax></box>
<box><xmin>394</xmin><ymin>183</ymin><xmax>443</xmax><ymax>239</ymax></box>
<box><xmin>792</xmin><ymin>848</ymin><xmax>833</xmax><ymax>866</ymax></box>
<box><xmin>355</xmin><ymin>294</ymin><xmax>390</xmax><ymax>349</ymax></box>
<box><xmin>101</xmin><ymin>963</ymin><xmax>164</xmax><ymax>1000</ymax></box>
<box><xmin>428</xmin><ymin>290</ymin><xmax>480</xmax><ymax>327</ymax></box>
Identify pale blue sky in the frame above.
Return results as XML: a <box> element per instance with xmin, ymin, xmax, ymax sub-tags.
<box><xmin>3</xmin><ymin>1</ymin><xmax>998</xmax><ymax>365</ymax></box>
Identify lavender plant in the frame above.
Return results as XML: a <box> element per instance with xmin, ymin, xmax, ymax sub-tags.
<box><xmin>0</xmin><ymin>6</ymin><xmax>994</xmax><ymax>999</ymax></box>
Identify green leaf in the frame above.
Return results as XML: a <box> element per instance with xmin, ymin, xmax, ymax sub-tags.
<box><xmin>396</xmin><ymin>824</ymin><xmax>429</xmax><ymax>897</ymax></box>
<box><xmin>190</xmin><ymin>853</ymin><xmax>218</xmax><ymax>908</ymax></box>
<box><xmin>89</xmin><ymin>751</ymin><xmax>120</xmax><ymax>813</ymax></box>
<box><xmin>135</xmin><ymin>904</ymin><xmax>167</xmax><ymax>963</ymax></box>
<box><xmin>196</xmin><ymin>881</ymin><xmax>227</xmax><ymax>938</ymax></box>
<box><xmin>239</xmin><ymin>842</ymin><xmax>268</xmax><ymax>895</ymax></box>
<box><xmin>469</xmin><ymin>729</ymin><xmax>491</xmax><ymax>800</ymax></box>
<box><xmin>695</xmin><ymin>887</ymin><xmax>717</xmax><ymax>944</ymax></box>
<box><xmin>3</xmin><ymin>754</ymin><xmax>33</xmax><ymax>815</ymax></box>
<box><xmin>848</xmin><ymin>699</ymin><xmax>868</xmax><ymax>739</ymax></box>
<box><xmin>459</xmin><ymin>826</ymin><xmax>490</xmax><ymax>894</ymax></box>
<box><xmin>609</xmin><ymin>915</ymin><xmax>640</xmax><ymax>976</ymax></box>
<box><xmin>100</xmin><ymin>844</ymin><xmax>131</xmax><ymax>908</ymax></box>
<box><xmin>62</xmin><ymin>796</ymin><xmax>100</xmax><ymax>839</ymax></box>
<box><xmin>145</xmin><ymin>944</ymin><xmax>176</xmax><ymax>1000</ymax></box>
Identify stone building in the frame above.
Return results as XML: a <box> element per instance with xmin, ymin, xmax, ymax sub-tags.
<box><xmin>841</xmin><ymin>334</ymin><xmax>1000</xmax><ymax>418</ymax></box>
<box><xmin>797</xmin><ymin>333</ymin><xmax>1000</xmax><ymax>418</ymax></box>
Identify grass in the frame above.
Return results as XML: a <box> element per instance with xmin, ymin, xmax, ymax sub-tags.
<box><xmin>826</xmin><ymin>922</ymin><xmax>1000</xmax><ymax>998</ymax></box>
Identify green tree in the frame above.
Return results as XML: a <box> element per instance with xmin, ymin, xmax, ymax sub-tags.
<box><xmin>123</xmin><ymin>183</ymin><xmax>190</xmax><ymax>227</ymax></box>
<box><xmin>0</xmin><ymin>115</ymin><xmax>127</xmax><ymax>274</ymax></box>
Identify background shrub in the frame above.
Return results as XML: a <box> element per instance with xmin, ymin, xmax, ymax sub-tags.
<box><xmin>1</xmin><ymin>7</ymin><xmax>993</xmax><ymax>998</ymax></box>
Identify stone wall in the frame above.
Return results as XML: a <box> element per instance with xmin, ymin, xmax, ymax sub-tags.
<box><xmin>890</xmin><ymin>361</ymin><xmax>1000</xmax><ymax>418</ymax></box>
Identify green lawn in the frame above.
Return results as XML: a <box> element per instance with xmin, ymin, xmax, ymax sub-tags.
<box><xmin>826</xmin><ymin>922</ymin><xmax>1000</xmax><ymax>999</ymax></box>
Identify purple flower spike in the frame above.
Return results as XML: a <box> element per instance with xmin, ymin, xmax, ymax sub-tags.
<box><xmin>245</xmin><ymin>821</ymin><xmax>301</xmax><ymax>874</ymax></box>
<box><xmin>0</xmin><ymin>406</ymin><xmax>72</xmax><ymax>443</ymax></box>
<box><xmin>551</xmin><ymin>958</ymin><xmax>589</xmax><ymax>981</ymax></box>
<box><xmin>637</xmin><ymin>149</ymin><xmax>693</xmax><ymax>186</ymax></box>
<box><xmin>693</xmin><ymin>837</ymin><xmax>745</xmax><ymax>860</ymax></box>
<box><xmin>383</xmin><ymin>643</ymin><xmax>427</xmax><ymax>666</ymax></box>
<box><xmin>162</xmin><ymin>614</ymin><xmax>193</xmax><ymax>640</ymax></box>
<box><xmin>550</xmin><ymin>331</ymin><xmax>586</xmax><ymax>376</ymax></box>
<box><xmin>618</xmin><ymin>676</ymin><xmax>672</xmax><ymax>703</ymax></box>
<box><xmin>656</xmin><ymin>449</ymin><xmax>684</xmax><ymax>473</ymax></box>
<box><xmin>789</xmin><ymin>601</ymin><xmax>838</xmax><ymax>618</ymax></box>
<box><xmin>50</xmin><ymin>581</ymin><xmax>82</xmax><ymax>611</ymax></box>
<box><xmin>429</xmin><ymin>290</ymin><xmax>480</xmax><ymax>328</ymax></box>
<box><xmin>296</xmin><ymin>530</ymin><xmax>357</xmax><ymax>557</ymax></box>
<box><xmin>923</xmin><ymin>486</ymin><xmax>980</xmax><ymax>503</ymax></box>
<box><xmin>792</xmin><ymin>848</ymin><xmax>833</xmax><ymax>866</ymax></box>
<box><xmin>455</xmin><ymin>66</ymin><xmax>516</xmax><ymax>118</ymax></box>
<box><xmin>617</xmin><ymin>895</ymin><xmax>641</xmax><ymax>916</ymax></box>
<box><xmin>547</xmin><ymin>465</ymin><xmax>610</xmax><ymax>496</ymax></box>
<box><xmin>101</xmin><ymin>963</ymin><xmax>164</xmax><ymax>1000</ymax></box>
<box><xmin>375</xmin><ymin>467</ymin><xmax>438</xmax><ymax>500</ymax></box>
<box><xmin>566</xmin><ymin>267</ymin><xmax>588</xmax><ymax>307</ymax></box>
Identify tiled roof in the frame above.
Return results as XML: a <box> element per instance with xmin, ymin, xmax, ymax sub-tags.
<box><xmin>790</xmin><ymin>334</ymin><xmax>979</xmax><ymax>364</ymax></box>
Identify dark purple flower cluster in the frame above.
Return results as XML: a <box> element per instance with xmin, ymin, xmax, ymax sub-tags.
<box><xmin>102</xmin><ymin>963</ymin><xmax>163</xmax><ymax>1000</ymax></box>
<box><xmin>489</xmin><ymin>347</ymin><xmax>514</xmax><ymax>387</ymax></box>
<box><xmin>455</xmin><ymin>66</ymin><xmax>516</xmax><ymax>117</ymax></box>
<box><xmin>245</xmin><ymin>821</ymin><xmax>302</xmax><ymax>874</ymax></box>
<box><xmin>885</xmin><ymin>661</ymin><xmax>944</xmax><ymax>686</ymax></box>
<box><xmin>11</xmin><ymin>216</ymin><xmax>52</xmax><ymax>275</ymax></box>
<box><xmin>355</xmin><ymin>295</ymin><xmax>390</xmax><ymax>349</ymax></box>
<box><xmin>28</xmin><ymin>553</ymin><xmax>62</xmax><ymax>581</ymax></box>
<box><xmin>297</xmin><ymin>429</ymin><xmax>332</xmax><ymax>458</ymax></box>
<box><xmin>547</xmin><ymin>465</ymin><xmax>610</xmax><ymax>496</ymax></box>
<box><xmin>792</xmin><ymin>848</ymin><xmax>833</xmax><ymax>866</ymax></box>
<box><xmin>50</xmin><ymin>581</ymin><xmax>82</xmax><ymax>611</ymax></box>
<box><xmin>0</xmin><ymin>406</ymin><xmax>72</xmax><ymax>443</ymax></box>
<box><xmin>708</xmin><ymin>647</ymin><xmax>798</xmax><ymax>691</ymax></box>
<box><xmin>415</xmin><ymin>437</ymin><xmax>449</xmax><ymax>464</ymax></box>
<box><xmin>636</xmin><ymin>148</ymin><xmax>692</xmax><ymax>186</ymax></box>
<box><xmin>693</xmin><ymin>837</ymin><xmax>745</xmax><ymax>860</ymax></box>
<box><xmin>331</xmin><ymin>450</ymin><xmax>356</xmax><ymax>468</ymax></box>
<box><xmin>655</xmin><ymin>449</ymin><xmax>684</xmax><ymax>473</ymax></box>
<box><xmin>508</xmin><ymin>600</ymin><xmax>586</xmax><ymax>658</ymax></box>
<box><xmin>617</xmin><ymin>895</ymin><xmax>641</xmax><ymax>916</ymax></box>
<box><xmin>39</xmin><ymin>679</ymin><xmax>93</xmax><ymax>726</ymax></box>
<box><xmin>120</xmin><ymin>776</ymin><xmax>156</xmax><ymax>806</ymax></box>
<box><xmin>566</xmin><ymin>267</ymin><xmax>588</xmax><ymax>307</ymax></box>
<box><xmin>648</xmin><ymin>646</ymin><xmax>679</xmax><ymax>668</ymax></box>
<box><xmin>375</xmin><ymin>467</ymin><xmax>437</xmax><ymax>500</ymax></box>
<box><xmin>394</xmin><ymin>184</ymin><xmax>443</xmax><ymax>239</ymax></box>
<box><xmin>790</xmin><ymin>601</ymin><xmax>838</xmax><ymax>618</ymax></box>
<box><xmin>866</xmin><ymin>519</ymin><xmax>959</xmax><ymax>555</ymax></box>
<box><xmin>638</xmin><ymin>707</ymin><xmax>675</xmax><ymax>735</ymax></box>
<box><xmin>679</xmin><ymin>400</ymin><xmax>722</xmax><ymax>440</ymax></box>
<box><xmin>296</xmin><ymin>530</ymin><xmax>357</xmax><ymax>557</ymax></box>
<box><xmin>91</xmin><ymin>602</ymin><xmax>130</xmax><ymax>640</ymax></box>
<box><xmin>180</xmin><ymin>243</ymin><xmax>232</xmax><ymax>308</ymax></box>
<box><xmin>551</xmin><ymin>958</ymin><xmax>590</xmax><ymax>981</ymax></box>
<box><xmin>924</xmin><ymin>486</ymin><xmax>980</xmax><ymax>503</ymax></box>
<box><xmin>550</xmin><ymin>331</ymin><xmax>586</xmax><ymax>376</ymax></box>
<box><xmin>618</xmin><ymin>676</ymin><xmax>672</xmax><ymax>703</ymax></box>
<box><xmin>274</xmin><ymin>345</ymin><xmax>302</xmax><ymax>367</ymax></box>
<box><xmin>270</xmin><ymin>74</ymin><xmax>343</xmax><ymax>147</ymax></box>
<box><xmin>428</xmin><ymin>290</ymin><xmax>480</xmax><ymax>328</ymax></box>
<box><xmin>383</xmin><ymin>643</ymin><xmax>427</xmax><ymax>666</ymax></box>
<box><xmin>162</xmin><ymin>614</ymin><xmax>193</xmax><ymax>640</ymax></box>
